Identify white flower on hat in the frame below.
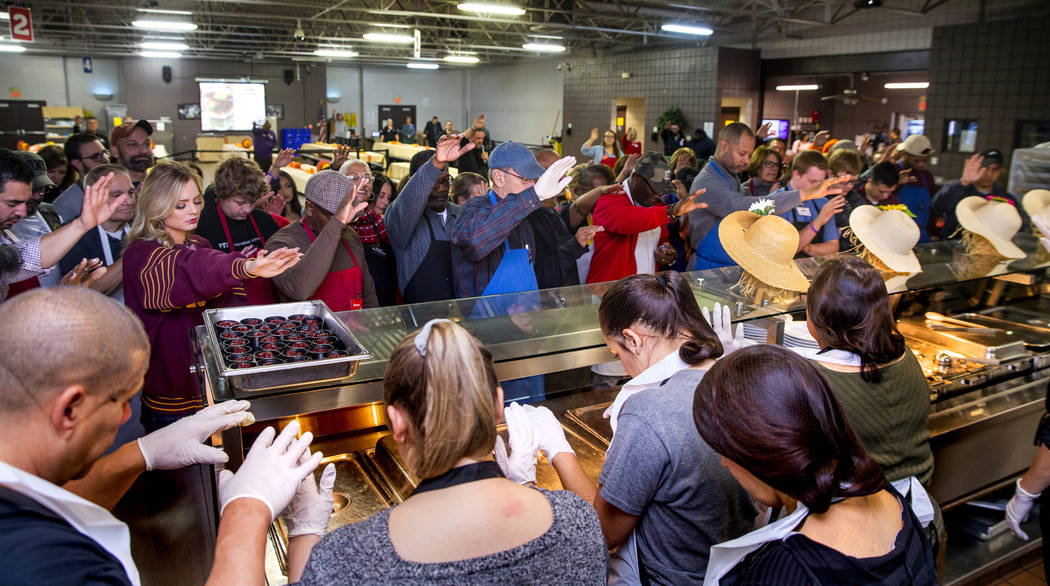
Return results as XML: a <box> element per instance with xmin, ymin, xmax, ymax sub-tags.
<box><xmin>748</xmin><ymin>198</ymin><xmax>775</xmax><ymax>216</ymax></box>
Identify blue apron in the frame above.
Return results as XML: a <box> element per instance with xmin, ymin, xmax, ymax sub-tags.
<box><xmin>694</xmin><ymin>218</ymin><xmax>737</xmax><ymax>271</ymax></box>
<box><xmin>474</xmin><ymin>191</ymin><xmax>544</xmax><ymax>402</ymax></box>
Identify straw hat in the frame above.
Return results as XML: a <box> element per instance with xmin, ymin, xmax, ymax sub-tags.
<box><xmin>719</xmin><ymin>211</ymin><xmax>810</xmax><ymax>292</ymax></box>
<box><xmin>955</xmin><ymin>196</ymin><xmax>1025</xmax><ymax>259</ymax></box>
<box><xmin>849</xmin><ymin>205</ymin><xmax>921</xmax><ymax>273</ymax></box>
<box><xmin>1022</xmin><ymin>189</ymin><xmax>1050</xmax><ymax>220</ymax></box>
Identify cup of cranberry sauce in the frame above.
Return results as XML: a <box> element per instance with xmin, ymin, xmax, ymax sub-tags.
<box><xmin>216</xmin><ymin>320</ymin><xmax>241</xmax><ymax>330</ymax></box>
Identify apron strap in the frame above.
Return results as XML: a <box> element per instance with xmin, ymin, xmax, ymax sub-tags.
<box><xmin>301</xmin><ymin>221</ymin><xmax>359</xmax><ymax>269</ymax></box>
<box><xmin>217</xmin><ymin>200</ymin><xmax>266</xmax><ymax>251</ymax></box>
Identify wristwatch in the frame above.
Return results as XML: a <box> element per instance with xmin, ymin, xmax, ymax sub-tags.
<box><xmin>666</xmin><ymin>205</ymin><xmax>677</xmax><ymax>221</ymax></box>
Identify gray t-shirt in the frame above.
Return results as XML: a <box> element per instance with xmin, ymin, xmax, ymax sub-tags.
<box><xmin>600</xmin><ymin>369</ymin><xmax>757</xmax><ymax>585</ymax></box>
<box><xmin>296</xmin><ymin>488</ymin><xmax>608</xmax><ymax>585</ymax></box>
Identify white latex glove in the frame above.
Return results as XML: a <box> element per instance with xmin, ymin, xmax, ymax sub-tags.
<box><xmin>522</xmin><ymin>404</ymin><xmax>574</xmax><ymax>461</ymax></box>
<box><xmin>534</xmin><ymin>156</ymin><xmax>577</xmax><ymax>201</ymax></box>
<box><xmin>1034</xmin><ymin>214</ymin><xmax>1050</xmax><ymax>253</ymax></box>
<box><xmin>218</xmin><ymin>420</ymin><xmax>322</xmax><ymax>521</ymax></box>
<box><xmin>283</xmin><ymin>462</ymin><xmax>337</xmax><ymax>538</ymax></box>
<box><xmin>1006</xmin><ymin>478</ymin><xmax>1041</xmax><ymax>540</ymax></box>
<box><xmin>702</xmin><ymin>302</ymin><xmax>747</xmax><ymax>355</ymax></box>
<box><xmin>137</xmin><ymin>400</ymin><xmax>255</xmax><ymax>470</ymax></box>
<box><xmin>493</xmin><ymin>402</ymin><xmax>538</xmax><ymax>484</ymax></box>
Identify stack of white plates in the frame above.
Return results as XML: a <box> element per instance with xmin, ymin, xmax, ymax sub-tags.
<box><xmin>783</xmin><ymin>321</ymin><xmax>820</xmax><ymax>350</ymax></box>
<box><xmin>742</xmin><ymin>323</ymin><xmax>768</xmax><ymax>342</ymax></box>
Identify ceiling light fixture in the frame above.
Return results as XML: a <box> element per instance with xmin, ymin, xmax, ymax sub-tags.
<box><xmin>444</xmin><ymin>55</ymin><xmax>480</xmax><ymax>64</ymax></box>
<box><xmin>139</xmin><ymin>51</ymin><xmax>182</xmax><ymax>59</ymax></box>
<box><xmin>0</xmin><ymin>13</ymin><xmax>9</xmax><ymax>20</ymax></box>
<box><xmin>407</xmin><ymin>62</ymin><xmax>440</xmax><ymax>70</ymax></box>
<box><xmin>363</xmin><ymin>32</ymin><xmax>414</xmax><ymax>43</ymax></box>
<box><xmin>884</xmin><ymin>82</ymin><xmax>929</xmax><ymax>89</ymax></box>
<box><xmin>314</xmin><ymin>48</ymin><xmax>359</xmax><ymax>58</ymax></box>
<box><xmin>136</xmin><ymin>8</ymin><xmax>193</xmax><ymax>15</ymax></box>
<box><xmin>457</xmin><ymin>3</ymin><xmax>526</xmax><ymax>15</ymax></box>
<box><xmin>522</xmin><ymin>42</ymin><xmax>565</xmax><ymax>52</ymax></box>
<box><xmin>528</xmin><ymin>34</ymin><xmax>563</xmax><ymax>40</ymax></box>
<box><xmin>132</xmin><ymin>20</ymin><xmax>198</xmax><ymax>32</ymax></box>
<box><xmin>0</xmin><ymin>44</ymin><xmax>25</xmax><ymax>53</ymax></box>
<box><xmin>661</xmin><ymin>23</ymin><xmax>714</xmax><ymax>36</ymax></box>
<box><xmin>141</xmin><ymin>41</ymin><xmax>190</xmax><ymax>51</ymax></box>
<box><xmin>776</xmin><ymin>84</ymin><xmax>819</xmax><ymax>91</ymax></box>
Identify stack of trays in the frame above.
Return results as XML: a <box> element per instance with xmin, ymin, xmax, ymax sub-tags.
<box><xmin>783</xmin><ymin>321</ymin><xmax>821</xmax><ymax>350</ymax></box>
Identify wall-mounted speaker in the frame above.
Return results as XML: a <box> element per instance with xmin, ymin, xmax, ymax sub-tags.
<box><xmin>162</xmin><ymin>66</ymin><xmax>172</xmax><ymax>84</ymax></box>
<box><xmin>284</xmin><ymin>69</ymin><xmax>295</xmax><ymax>85</ymax></box>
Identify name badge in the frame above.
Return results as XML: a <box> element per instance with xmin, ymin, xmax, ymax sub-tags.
<box><xmin>795</xmin><ymin>206</ymin><xmax>812</xmax><ymax>218</ymax></box>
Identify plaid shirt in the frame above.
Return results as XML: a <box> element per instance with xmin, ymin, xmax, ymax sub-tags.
<box><xmin>450</xmin><ymin>188</ymin><xmax>541</xmax><ymax>298</ymax></box>
<box><xmin>0</xmin><ymin>231</ymin><xmax>48</xmax><ymax>303</ymax></box>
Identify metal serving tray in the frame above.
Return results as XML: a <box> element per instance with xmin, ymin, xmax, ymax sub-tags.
<box><xmin>898</xmin><ymin>316</ymin><xmax>1028</xmax><ymax>362</ymax></box>
<box><xmin>202</xmin><ymin>300</ymin><xmax>371</xmax><ymax>393</ymax></box>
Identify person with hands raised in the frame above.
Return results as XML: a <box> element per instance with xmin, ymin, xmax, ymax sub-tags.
<box><xmin>0</xmin><ymin>287</ymin><xmax>285</xmax><ymax>585</ymax></box>
<box><xmin>122</xmin><ymin>162</ymin><xmax>302</xmax><ymax>431</ymax></box>
<box><xmin>384</xmin><ymin>133</ymin><xmax>472</xmax><ymax>303</ymax></box>
<box><xmin>265</xmin><ymin>170</ymin><xmax>378</xmax><ymax>311</ymax></box>
<box><xmin>450</xmin><ymin>141</ymin><xmax>576</xmax><ymax>298</ymax></box>
<box><xmin>517</xmin><ymin>273</ymin><xmax>755</xmax><ymax>584</ymax></box>
<box><xmin>582</xmin><ymin>127</ymin><xmax>623</xmax><ymax>168</ymax></box>
<box><xmin>587</xmin><ymin>152</ymin><xmax>708</xmax><ymax>283</ymax></box>
<box><xmin>290</xmin><ymin>319</ymin><xmax>608</xmax><ymax>584</ymax></box>
<box><xmin>931</xmin><ymin>147</ymin><xmax>1021</xmax><ymax>240</ymax></box>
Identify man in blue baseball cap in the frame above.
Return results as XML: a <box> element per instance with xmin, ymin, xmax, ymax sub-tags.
<box><xmin>450</xmin><ymin>141</ymin><xmax>575</xmax><ymax>298</ymax></box>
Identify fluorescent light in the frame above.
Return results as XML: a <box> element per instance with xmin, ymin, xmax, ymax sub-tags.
<box><xmin>314</xmin><ymin>49</ymin><xmax>359</xmax><ymax>58</ymax></box>
<box><xmin>0</xmin><ymin>13</ymin><xmax>9</xmax><ymax>20</ymax></box>
<box><xmin>141</xmin><ymin>41</ymin><xmax>189</xmax><ymax>51</ymax></box>
<box><xmin>661</xmin><ymin>23</ymin><xmax>714</xmax><ymax>36</ymax></box>
<box><xmin>522</xmin><ymin>42</ymin><xmax>565</xmax><ymax>52</ymax></box>
<box><xmin>132</xmin><ymin>20</ymin><xmax>198</xmax><ymax>32</ymax></box>
<box><xmin>363</xmin><ymin>32</ymin><xmax>414</xmax><ymax>43</ymax></box>
<box><xmin>776</xmin><ymin>84</ymin><xmax>819</xmax><ymax>91</ymax></box>
<box><xmin>884</xmin><ymin>82</ymin><xmax>929</xmax><ymax>89</ymax></box>
<box><xmin>0</xmin><ymin>44</ymin><xmax>26</xmax><ymax>53</ymax></box>
<box><xmin>407</xmin><ymin>62</ymin><xmax>439</xmax><ymax>70</ymax></box>
<box><xmin>457</xmin><ymin>3</ymin><xmax>526</xmax><ymax>15</ymax></box>
<box><xmin>139</xmin><ymin>51</ymin><xmax>182</xmax><ymax>59</ymax></box>
<box><xmin>529</xmin><ymin>34</ymin><xmax>563</xmax><ymax>40</ymax></box>
<box><xmin>444</xmin><ymin>54</ymin><xmax>480</xmax><ymax>64</ymax></box>
<box><xmin>137</xmin><ymin>8</ymin><xmax>193</xmax><ymax>15</ymax></box>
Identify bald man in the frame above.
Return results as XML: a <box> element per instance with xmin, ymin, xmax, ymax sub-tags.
<box><xmin>525</xmin><ymin>148</ymin><xmax>603</xmax><ymax>289</ymax></box>
<box><xmin>0</xmin><ymin>288</ymin><xmax>323</xmax><ymax>584</ymax></box>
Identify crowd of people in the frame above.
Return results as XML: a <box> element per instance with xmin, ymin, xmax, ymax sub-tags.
<box><xmin>0</xmin><ymin>110</ymin><xmax>1041</xmax><ymax>585</ymax></box>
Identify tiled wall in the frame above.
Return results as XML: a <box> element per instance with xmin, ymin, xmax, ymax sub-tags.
<box><xmin>562</xmin><ymin>46</ymin><xmax>719</xmax><ymax>156</ymax></box>
<box><xmin>925</xmin><ymin>15</ymin><xmax>1050</xmax><ymax>182</ymax></box>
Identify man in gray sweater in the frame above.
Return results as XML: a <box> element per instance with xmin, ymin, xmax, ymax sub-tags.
<box><xmin>687</xmin><ymin>122</ymin><xmax>847</xmax><ymax>268</ymax></box>
<box><xmin>384</xmin><ymin>133</ymin><xmax>476</xmax><ymax>303</ymax></box>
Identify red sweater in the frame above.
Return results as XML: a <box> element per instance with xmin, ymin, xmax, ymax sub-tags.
<box><xmin>586</xmin><ymin>190</ymin><xmax>670</xmax><ymax>284</ymax></box>
<box><xmin>123</xmin><ymin>236</ymin><xmax>252</xmax><ymax>414</ymax></box>
<box><xmin>622</xmin><ymin>135</ymin><xmax>642</xmax><ymax>155</ymax></box>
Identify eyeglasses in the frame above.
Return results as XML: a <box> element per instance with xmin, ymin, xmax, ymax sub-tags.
<box><xmin>78</xmin><ymin>150</ymin><xmax>109</xmax><ymax>164</ymax></box>
<box><xmin>500</xmin><ymin>169</ymin><xmax>533</xmax><ymax>183</ymax></box>
<box><xmin>760</xmin><ymin>160</ymin><xmax>783</xmax><ymax>169</ymax></box>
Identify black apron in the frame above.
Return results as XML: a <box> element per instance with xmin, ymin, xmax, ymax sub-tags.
<box><xmin>402</xmin><ymin>212</ymin><xmax>454</xmax><ymax>303</ymax></box>
<box><xmin>361</xmin><ymin>216</ymin><xmax>399</xmax><ymax>307</ymax></box>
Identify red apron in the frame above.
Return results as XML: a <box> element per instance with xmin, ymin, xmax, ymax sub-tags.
<box><xmin>216</xmin><ymin>202</ymin><xmax>276</xmax><ymax>305</ymax></box>
<box><xmin>302</xmin><ymin>222</ymin><xmax>364</xmax><ymax>311</ymax></box>
<box><xmin>7</xmin><ymin>276</ymin><xmax>40</xmax><ymax>298</ymax></box>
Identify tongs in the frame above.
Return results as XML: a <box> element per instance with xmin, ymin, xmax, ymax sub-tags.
<box><xmin>925</xmin><ymin>311</ymin><xmax>1001</xmax><ymax>334</ymax></box>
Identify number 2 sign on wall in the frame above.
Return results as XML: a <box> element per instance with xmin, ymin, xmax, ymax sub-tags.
<box><xmin>9</xmin><ymin>7</ymin><xmax>33</xmax><ymax>43</ymax></box>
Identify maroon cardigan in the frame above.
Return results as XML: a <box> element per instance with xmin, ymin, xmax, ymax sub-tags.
<box><xmin>122</xmin><ymin>235</ymin><xmax>253</xmax><ymax>415</ymax></box>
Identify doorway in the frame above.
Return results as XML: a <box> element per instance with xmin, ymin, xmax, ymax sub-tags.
<box><xmin>613</xmin><ymin>98</ymin><xmax>646</xmax><ymax>151</ymax></box>
<box><xmin>377</xmin><ymin>105</ymin><xmax>417</xmax><ymax>135</ymax></box>
<box><xmin>719</xmin><ymin>106</ymin><xmax>741</xmax><ymax>128</ymax></box>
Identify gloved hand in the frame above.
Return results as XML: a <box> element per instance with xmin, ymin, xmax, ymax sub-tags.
<box><xmin>137</xmin><ymin>400</ymin><xmax>255</xmax><ymax>470</ymax></box>
<box><xmin>1006</xmin><ymin>477</ymin><xmax>1041</xmax><ymax>540</ymax></box>
<box><xmin>522</xmin><ymin>404</ymin><xmax>574</xmax><ymax>462</ymax></box>
<box><xmin>534</xmin><ymin>156</ymin><xmax>576</xmax><ymax>201</ymax></box>
<box><xmin>494</xmin><ymin>402</ymin><xmax>538</xmax><ymax>484</ymax></box>
<box><xmin>218</xmin><ymin>420</ymin><xmax>322</xmax><ymax>521</ymax></box>
<box><xmin>1034</xmin><ymin>214</ymin><xmax>1050</xmax><ymax>253</ymax></box>
<box><xmin>282</xmin><ymin>462</ymin><xmax>337</xmax><ymax>538</ymax></box>
<box><xmin>702</xmin><ymin>302</ymin><xmax>747</xmax><ymax>356</ymax></box>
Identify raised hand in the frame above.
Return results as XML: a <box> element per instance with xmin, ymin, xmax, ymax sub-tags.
<box><xmin>702</xmin><ymin>302</ymin><xmax>748</xmax><ymax>355</ymax></box>
<box><xmin>590</xmin><ymin>127</ymin><xmax>600</xmax><ymax>141</ymax></box>
<box><xmin>615</xmin><ymin>153</ymin><xmax>641</xmax><ymax>182</ymax></box>
<box><xmin>574</xmin><ymin>224</ymin><xmax>604</xmax><ymax>247</ymax></box>
<box><xmin>671</xmin><ymin>187</ymin><xmax>708</xmax><ymax>217</ymax></box>
<box><xmin>77</xmin><ymin>173</ymin><xmax>125</xmax><ymax>230</ymax></box>
<box><xmin>434</xmin><ymin>133</ymin><xmax>475</xmax><ymax>164</ymax></box>
<box><xmin>258</xmin><ymin>191</ymin><xmax>283</xmax><ymax>216</ymax></box>
<box><xmin>898</xmin><ymin>167</ymin><xmax>917</xmax><ymax>185</ymax></box>
<box><xmin>472</xmin><ymin>112</ymin><xmax>486</xmax><ymax>129</ymax></box>
<box><xmin>270</xmin><ymin>148</ymin><xmax>296</xmax><ymax>174</ymax></box>
<box><xmin>335</xmin><ymin>191</ymin><xmax>370</xmax><ymax>225</ymax></box>
<box><xmin>802</xmin><ymin>175</ymin><xmax>855</xmax><ymax>201</ymax></box>
<box><xmin>331</xmin><ymin>144</ymin><xmax>351</xmax><ymax>170</ymax></box>
<box><xmin>756</xmin><ymin>122</ymin><xmax>773</xmax><ymax>140</ymax></box>
<box><xmin>245</xmin><ymin>247</ymin><xmax>301</xmax><ymax>278</ymax></box>
<box><xmin>535</xmin><ymin>156</ymin><xmax>576</xmax><ymax>201</ymax></box>
<box><xmin>960</xmin><ymin>153</ymin><xmax>985</xmax><ymax>186</ymax></box>
<box><xmin>817</xmin><ymin>195</ymin><xmax>847</xmax><ymax>224</ymax></box>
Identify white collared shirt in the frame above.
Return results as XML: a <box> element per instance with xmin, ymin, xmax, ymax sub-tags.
<box><xmin>603</xmin><ymin>349</ymin><xmax>691</xmax><ymax>434</ymax></box>
<box><xmin>0</xmin><ymin>461</ymin><xmax>140</xmax><ymax>585</ymax></box>
<box><xmin>622</xmin><ymin>181</ymin><xmax>661</xmax><ymax>276</ymax></box>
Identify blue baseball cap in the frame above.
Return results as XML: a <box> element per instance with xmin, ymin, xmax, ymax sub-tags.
<box><xmin>488</xmin><ymin>141</ymin><xmax>545</xmax><ymax>179</ymax></box>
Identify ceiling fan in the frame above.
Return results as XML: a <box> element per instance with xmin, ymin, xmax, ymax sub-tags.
<box><xmin>820</xmin><ymin>73</ymin><xmax>887</xmax><ymax>106</ymax></box>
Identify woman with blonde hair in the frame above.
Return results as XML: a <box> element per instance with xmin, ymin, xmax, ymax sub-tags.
<box><xmin>288</xmin><ymin>319</ymin><xmax>609</xmax><ymax>584</ymax></box>
<box><xmin>122</xmin><ymin>161</ymin><xmax>301</xmax><ymax>431</ymax></box>
<box><xmin>669</xmin><ymin>147</ymin><xmax>698</xmax><ymax>174</ymax></box>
